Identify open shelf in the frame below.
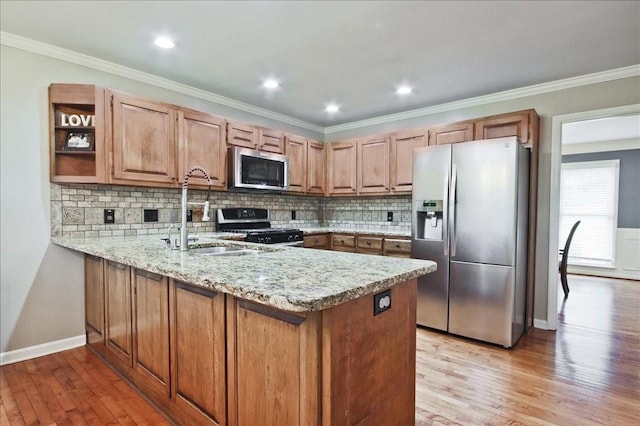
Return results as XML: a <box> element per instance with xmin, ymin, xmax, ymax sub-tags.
<box><xmin>50</xmin><ymin>84</ymin><xmax>105</xmax><ymax>183</ymax></box>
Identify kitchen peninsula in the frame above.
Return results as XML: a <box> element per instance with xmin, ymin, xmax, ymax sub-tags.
<box><xmin>53</xmin><ymin>235</ymin><xmax>436</xmax><ymax>426</ymax></box>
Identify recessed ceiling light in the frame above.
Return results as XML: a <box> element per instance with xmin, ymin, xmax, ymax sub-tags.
<box><xmin>396</xmin><ymin>86</ymin><xmax>412</xmax><ymax>95</ymax></box>
<box><xmin>325</xmin><ymin>104</ymin><xmax>339</xmax><ymax>113</ymax></box>
<box><xmin>154</xmin><ymin>37</ymin><xmax>175</xmax><ymax>49</ymax></box>
<box><xmin>263</xmin><ymin>79</ymin><xmax>279</xmax><ymax>89</ymax></box>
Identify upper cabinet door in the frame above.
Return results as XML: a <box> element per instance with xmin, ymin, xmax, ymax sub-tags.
<box><xmin>307</xmin><ymin>141</ymin><xmax>326</xmax><ymax>195</ymax></box>
<box><xmin>177</xmin><ymin>109</ymin><xmax>227</xmax><ymax>189</ymax></box>
<box><xmin>227</xmin><ymin>121</ymin><xmax>257</xmax><ymax>149</ymax></box>
<box><xmin>110</xmin><ymin>92</ymin><xmax>176</xmax><ymax>184</ymax></box>
<box><xmin>474</xmin><ymin>111</ymin><xmax>533</xmax><ymax>147</ymax></box>
<box><xmin>390</xmin><ymin>129</ymin><xmax>428</xmax><ymax>193</ymax></box>
<box><xmin>258</xmin><ymin>128</ymin><xmax>285</xmax><ymax>154</ymax></box>
<box><xmin>357</xmin><ymin>136</ymin><xmax>390</xmax><ymax>195</ymax></box>
<box><xmin>285</xmin><ymin>135</ymin><xmax>307</xmax><ymax>193</ymax></box>
<box><xmin>327</xmin><ymin>140</ymin><xmax>357</xmax><ymax>195</ymax></box>
<box><xmin>429</xmin><ymin>122</ymin><xmax>474</xmax><ymax>146</ymax></box>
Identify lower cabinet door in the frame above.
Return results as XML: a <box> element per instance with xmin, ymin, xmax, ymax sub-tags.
<box><xmin>132</xmin><ymin>269</ymin><xmax>170</xmax><ymax>399</ymax></box>
<box><xmin>170</xmin><ymin>281</ymin><xmax>226</xmax><ymax>425</ymax></box>
<box><xmin>227</xmin><ymin>298</ymin><xmax>321</xmax><ymax>426</ymax></box>
<box><xmin>85</xmin><ymin>255</ymin><xmax>105</xmax><ymax>354</ymax></box>
<box><xmin>105</xmin><ymin>260</ymin><xmax>132</xmax><ymax>369</ymax></box>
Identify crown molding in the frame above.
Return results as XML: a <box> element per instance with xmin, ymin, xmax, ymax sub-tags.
<box><xmin>2</xmin><ymin>31</ymin><xmax>638</xmax><ymax>138</ymax></box>
<box><xmin>0</xmin><ymin>31</ymin><xmax>324</xmax><ymax>134</ymax></box>
<box><xmin>324</xmin><ymin>65</ymin><xmax>640</xmax><ymax>135</ymax></box>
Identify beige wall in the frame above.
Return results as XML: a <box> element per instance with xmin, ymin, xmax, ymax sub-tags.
<box><xmin>1</xmin><ymin>42</ymin><xmax>639</xmax><ymax>353</ymax></box>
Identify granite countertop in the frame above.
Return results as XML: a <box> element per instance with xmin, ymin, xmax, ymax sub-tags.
<box><xmin>52</xmin><ymin>233</ymin><xmax>434</xmax><ymax>313</ymax></box>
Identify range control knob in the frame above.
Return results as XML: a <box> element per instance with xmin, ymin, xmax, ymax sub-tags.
<box><xmin>265</xmin><ymin>236</ymin><xmax>272</xmax><ymax>244</ymax></box>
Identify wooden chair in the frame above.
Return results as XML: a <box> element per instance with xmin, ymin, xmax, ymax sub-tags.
<box><xmin>559</xmin><ymin>220</ymin><xmax>581</xmax><ymax>298</ymax></box>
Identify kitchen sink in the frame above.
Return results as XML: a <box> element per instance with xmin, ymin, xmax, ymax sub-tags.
<box><xmin>191</xmin><ymin>246</ymin><xmax>262</xmax><ymax>256</ymax></box>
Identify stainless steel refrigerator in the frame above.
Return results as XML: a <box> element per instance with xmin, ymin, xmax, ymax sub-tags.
<box><xmin>411</xmin><ymin>136</ymin><xmax>529</xmax><ymax>347</ymax></box>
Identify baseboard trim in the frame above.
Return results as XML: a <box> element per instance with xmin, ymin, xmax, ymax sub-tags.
<box><xmin>533</xmin><ymin>319</ymin><xmax>552</xmax><ymax>330</ymax></box>
<box><xmin>0</xmin><ymin>334</ymin><xmax>86</xmax><ymax>366</ymax></box>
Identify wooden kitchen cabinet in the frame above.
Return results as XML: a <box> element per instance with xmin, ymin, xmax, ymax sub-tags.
<box><xmin>227</xmin><ymin>121</ymin><xmax>257</xmax><ymax>149</ymax></box>
<box><xmin>226</xmin><ymin>299</ymin><xmax>321</xmax><ymax>426</ymax></box>
<box><xmin>474</xmin><ymin>109</ymin><xmax>538</xmax><ymax>147</ymax></box>
<box><xmin>178</xmin><ymin>109</ymin><xmax>227</xmax><ymax>189</ymax></box>
<box><xmin>285</xmin><ymin>134</ymin><xmax>308</xmax><ymax>193</ymax></box>
<box><xmin>306</xmin><ymin>140</ymin><xmax>326</xmax><ymax>195</ymax></box>
<box><xmin>356</xmin><ymin>236</ymin><xmax>383</xmax><ymax>255</ymax></box>
<box><xmin>131</xmin><ymin>269</ymin><xmax>170</xmax><ymax>400</ymax></box>
<box><xmin>331</xmin><ymin>234</ymin><xmax>356</xmax><ymax>252</ymax></box>
<box><xmin>383</xmin><ymin>238</ymin><xmax>412</xmax><ymax>258</ymax></box>
<box><xmin>357</xmin><ymin>136</ymin><xmax>390</xmax><ymax>195</ymax></box>
<box><xmin>258</xmin><ymin>127</ymin><xmax>285</xmax><ymax>153</ymax></box>
<box><xmin>170</xmin><ymin>281</ymin><xmax>227</xmax><ymax>425</ymax></box>
<box><xmin>49</xmin><ymin>84</ymin><xmax>106</xmax><ymax>183</ymax></box>
<box><xmin>303</xmin><ymin>233</ymin><xmax>329</xmax><ymax>249</ymax></box>
<box><xmin>390</xmin><ymin>128</ymin><xmax>428</xmax><ymax>193</ymax></box>
<box><xmin>327</xmin><ymin>140</ymin><xmax>357</xmax><ymax>195</ymax></box>
<box><xmin>84</xmin><ymin>255</ymin><xmax>105</xmax><ymax>355</ymax></box>
<box><xmin>429</xmin><ymin>121</ymin><xmax>474</xmax><ymax>146</ymax></box>
<box><xmin>104</xmin><ymin>260</ymin><xmax>132</xmax><ymax>370</ymax></box>
<box><xmin>109</xmin><ymin>91</ymin><xmax>177</xmax><ymax>185</ymax></box>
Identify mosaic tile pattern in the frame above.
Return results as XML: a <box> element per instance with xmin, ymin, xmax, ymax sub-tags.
<box><xmin>51</xmin><ymin>184</ymin><xmax>412</xmax><ymax>237</ymax></box>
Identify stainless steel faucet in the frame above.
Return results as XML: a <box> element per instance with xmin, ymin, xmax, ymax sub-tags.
<box><xmin>179</xmin><ymin>166</ymin><xmax>213</xmax><ymax>251</ymax></box>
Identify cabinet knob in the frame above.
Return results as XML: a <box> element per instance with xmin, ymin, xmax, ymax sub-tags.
<box><xmin>366</xmin><ymin>241</ymin><xmax>371</xmax><ymax>245</ymax></box>
<box><xmin>395</xmin><ymin>244</ymin><xmax>400</xmax><ymax>248</ymax></box>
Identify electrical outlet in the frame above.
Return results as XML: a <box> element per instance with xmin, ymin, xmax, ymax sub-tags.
<box><xmin>291</xmin><ymin>210</ymin><xmax>296</xmax><ymax>220</ymax></box>
<box><xmin>143</xmin><ymin>209</ymin><xmax>158</xmax><ymax>222</ymax></box>
<box><xmin>104</xmin><ymin>209</ymin><xmax>115</xmax><ymax>224</ymax></box>
<box><xmin>387</xmin><ymin>211</ymin><xmax>393</xmax><ymax>222</ymax></box>
<box><xmin>373</xmin><ymin>289</ymin><xmax>391</xmax><ymax>316</ymax></box>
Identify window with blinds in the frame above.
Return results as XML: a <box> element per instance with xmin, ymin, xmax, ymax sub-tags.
<box><xmin>559</xmin><ymin>159</ymin><xmax>620</xmax><ymax>267</ymax></box>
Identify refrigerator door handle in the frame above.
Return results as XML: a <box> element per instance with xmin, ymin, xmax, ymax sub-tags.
<box><xmin>450</xmin><ymin>163</ymin><xmax>458</xmax><ymax>257</ymax></box>
<box><xmin>443</xmin><ymin>169</ymin><xmax>449</xmax><ymax>256</ymax></box>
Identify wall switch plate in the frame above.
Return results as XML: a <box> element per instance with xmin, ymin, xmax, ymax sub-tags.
<box><xmin>373</xmin><ymin>289</ymin><xmax>391</xmax><ymax>316</ymax></box>
<box><xmin>104</xmin><ymin>209</ymin><xmax>115</xmax><ymax>224</ymax></box>
<box><xmin>291</xmin><ymin>210</ymin><xmax>296</xmax><ymax>220</ymax></box>
<box><xmin>143</xmin><ymin>209</ymin><xmax>158</xmax><ymax>222</ymax></box>
<box><xmin>187</xmin><ymin>209</ymin><xmax>193</xmax><ymax>222</ymax></box>
<box><xmin>387</xmin><ymin>211</ymin><xmax>393</xmax><ymax>222</ymax></box>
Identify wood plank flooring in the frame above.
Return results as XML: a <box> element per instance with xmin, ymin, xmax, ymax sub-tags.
<box><xmin>1</xmin><ymin>275</ymin><xmax>638</xmax><ymax>425</ymax></box>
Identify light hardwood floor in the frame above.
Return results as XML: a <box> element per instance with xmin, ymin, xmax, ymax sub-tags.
<box><xmin>1</xmin><ymin>275</ymin><xmax>638</xmax><ymax>425</ymax></box>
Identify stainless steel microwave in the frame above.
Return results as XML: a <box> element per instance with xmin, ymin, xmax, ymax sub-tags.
<box><xmin>228</xmin><ymin>146</ymin><xmax>289</xmax><ymax>191</ymax></box>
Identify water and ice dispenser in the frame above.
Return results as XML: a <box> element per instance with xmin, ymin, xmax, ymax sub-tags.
<box><xmin>415</xmin><ymin>200</ymin><xmax>444</xmax><ymax>241</ymax></box>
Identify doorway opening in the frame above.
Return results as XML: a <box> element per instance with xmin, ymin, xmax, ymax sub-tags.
<box><xmin>546</xmin><ymin>104</ymin><xmax>640</xmax><ymax>330</ymax></box>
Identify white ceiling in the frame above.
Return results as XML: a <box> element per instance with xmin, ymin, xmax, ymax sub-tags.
<box><xmin>1</xmin><ymin>1</ymin><xmax>639</xmax><ymax>127</ymax></box>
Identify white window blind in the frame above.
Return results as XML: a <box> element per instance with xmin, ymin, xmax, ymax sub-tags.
<box><xmin>559</xmin><ymin>160</ymin><xmax>619</xmax><ymax>267</ymax></box>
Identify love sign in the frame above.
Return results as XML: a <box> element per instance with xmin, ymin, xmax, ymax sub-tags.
<box><xmin>59</xmin><ymin>113</ymin><xmax>95</xmax><ymax>127</ymax></box>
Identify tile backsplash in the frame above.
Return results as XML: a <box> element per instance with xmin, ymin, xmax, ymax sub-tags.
<box><xmin>51</xmin><ymin>183</ymin><xmax>411</xmax><ymax>237</ymax></box>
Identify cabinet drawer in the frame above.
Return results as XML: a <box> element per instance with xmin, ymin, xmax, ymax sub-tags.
<box><xmin>383</xmin><ymin>239</ymin><xmax>412</xmax><ymax>257</ymax></box>
<box><xmin>331</xmin><ymin>234</ymin><xmax>356</xmax><ymax>252</ymax></box>
<box><xmin>304</xmin><ymin>234</ymin><xmax>329</xmax><ymax>249</ymax></box>
<box><xmin>356</xmin><ymin>236</ymin><xmax>383</xmax><ymax>254</ymax></box>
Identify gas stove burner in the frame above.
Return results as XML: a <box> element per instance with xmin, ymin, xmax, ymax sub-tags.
<box><xmin>216</xmin><ymin>208</ymin><xmax>303</xmax><ymax>246</ymax></box>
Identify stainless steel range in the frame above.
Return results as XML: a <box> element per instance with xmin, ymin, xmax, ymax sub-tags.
<box><xmin>216</xmin><ymin>208</ymin><xmax>304</xmax><ymax>246</ymax></box>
